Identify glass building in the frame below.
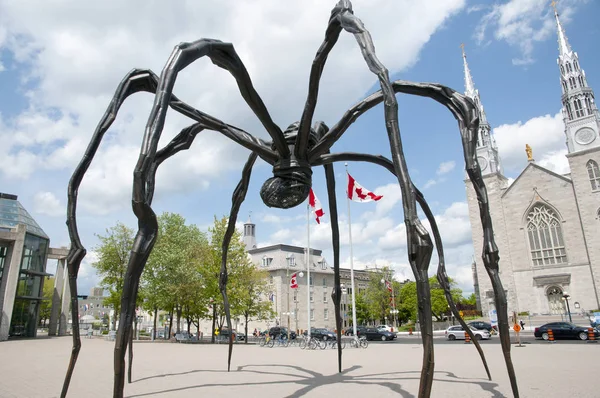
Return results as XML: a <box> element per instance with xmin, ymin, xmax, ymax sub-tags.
<box><xmin>0</xmin><ymin>193</ymin><xmax>51</xmax><ymax>340</ymax></box>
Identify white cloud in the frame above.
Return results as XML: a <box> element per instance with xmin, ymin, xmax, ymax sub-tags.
<box><xmin>436</xmin><ymin>160</ymin><xmax>456</xmax><ymax>175</ymax></box>
<box><xmin>493</xmin><ymin>111</ymin><xmax>566</xmax><ymax>174</ymax></box>
<box><xmin>33</xmin><ymin>191</ymin><xmax>64</xmax><ymax>217</ymax></box>
<box><xmin>423</xmin><ymin>179</ymin><xmax>437</xmax><ymax>189</ymax></box>
<box><xmin>474</xmin><ymin>0</ymin><xmax>578</xmax><ymax>65</ymax></box>
<box><xmin>537</xmin><ymin>149</ymin><xmax>570</xmax><ymax>175</ymax></box>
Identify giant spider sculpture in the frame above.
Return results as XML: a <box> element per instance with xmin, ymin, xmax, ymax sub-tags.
<box><xmin>60</xmin><ymin>1</ymin><xmax>519</xmax><ymax>397</ymax></box>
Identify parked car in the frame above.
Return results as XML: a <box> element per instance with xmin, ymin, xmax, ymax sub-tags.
<box><xmin>363</xmin><ymin>327</ymin><xmax>396</xmax><ymax>341</ymax></box>
<box><xmin>445</xmin><ymin>325</ymin><xmax>490</xmax><ymax>341</ymax></box>
<box><xmin>534</xmin><ymin>322</ymin><xmax>600</xmax><ymax>340</ymax></box>
<box><xmin>468</xmin><ymin>321</ymin><xmax>494</xmax><ymax>333</ymax></box>
<box><xmin>377</xmin><ymin>324</ymin><xmax>394</xmax><ymax>332</ymax></box>
<box><xmin>174</xmin><ymin>331</ymin><xmax>193</xmax><ymax>342</ymax></box>
<box><xmin>219</xmin><ymin>329</ymin><xmax>244</xmax><ymax>341</ymax></box>
<box><xmin>269</xmin><ymin>326</ymin><xmax>297</xmax><ymax>340</ymax></box>
<box><xmin>303</xmin><ymin>328</ymin><xmax>336</xmax><ymax>341</ymax></box>
<box><xmin>344</xmin><ymin>326</ymin><xmax>367</xmax><ymax>336</ymax></box>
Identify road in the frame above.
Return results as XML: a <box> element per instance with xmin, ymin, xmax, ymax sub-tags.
<box><xmin>366</xmin><ymin>333</ymin><xmax>594</xmax><ymax>345</ymax></box>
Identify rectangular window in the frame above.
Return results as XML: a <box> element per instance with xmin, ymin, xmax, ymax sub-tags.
<box><xmin>322</xmin><ymin>278</ymin><xmax>327</xmax><ymax>287</ymax></box>
<box><xmin>309</xmin><ymin>275</ymin><xmax>314</xmax><ymax>286</ymax></box>
<box><xmin>324</xmin><ymin>309</ymin><xmax>329</xmax><ymax>320</ymax></box>
<box><xmin>323</xmin><ymin>291</ymin><xmax>328</xmax><ymax>303</ymax></box>
<box><xmin>310</xmin><ymin>309</ymin><xmax>314</xmax><ymax>321</ymax></box>
<box><xmin>310</xmin><ymin>292</ymin><xmax>314</xmax><ymax>302</ymax></box>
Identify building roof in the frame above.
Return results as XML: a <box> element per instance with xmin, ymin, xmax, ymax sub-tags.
<box><xmin>248</xmin><ymin>243</ymin><xmax>322</xmax><ymax>256</ymax></box>
<box><xmin>0</xmin><ymin>194</ymin><xmax>49</xmax><ymax>239</ymax></box>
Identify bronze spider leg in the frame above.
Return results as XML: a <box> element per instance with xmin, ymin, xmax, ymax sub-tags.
<box><xmin>320</xmin><ymin>2</ymin><xmax>436</xmax><ymax>395</ymax></box>
<box><xmin>316</xmin><ymin>152</ymin><xmax>491</xmax><ymax>381</ymax></box>
<box><xmin>111</xmin><ymin>38</ymin><xmax>286</xmax><ymax>397</ymax></box>
<box><xmin>323</xmin><ymin>163</ymin><xmax>343</xmax><ymax>372</ymax></box>
<box><xmin>313</xmin><ymin>79</ymin><xmax>517</xmax><ymax>396</ymax></box>
<box><xmin>220</xmin><ymin>152</ymin><xmax>259</xmax><ymax>371</ymax></box>
<box><xmin>62</xmin><ymin>69</ymin><xmax>272</xmax><ymax>398</ymax></box>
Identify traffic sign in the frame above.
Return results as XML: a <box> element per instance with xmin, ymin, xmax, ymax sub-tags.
<box><xmin>459</xmin><ymin>310</ymin><xmax>464</xmax><ymax>318</ymax></box>
<box><xmin>513</xmin><ymin>324</ymin><xmax>521</xmax><ymax>333</ymax></box>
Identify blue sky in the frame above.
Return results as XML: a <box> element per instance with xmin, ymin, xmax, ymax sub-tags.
<box><xmin>0</xmin><ymin>0</ymin><xmax>597</xmax><ymax>295</ymax></box>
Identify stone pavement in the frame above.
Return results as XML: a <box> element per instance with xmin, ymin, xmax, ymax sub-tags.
<box><xmin>0</xmin><ymin>336</ymin><xmax>597</xmax><ymax>397</ymax></box>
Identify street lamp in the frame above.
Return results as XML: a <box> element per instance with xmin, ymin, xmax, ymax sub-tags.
<box><xmin>562</xmin><ymin>292</ymin><xmax>572</xmax><ymax>323</ymax></box>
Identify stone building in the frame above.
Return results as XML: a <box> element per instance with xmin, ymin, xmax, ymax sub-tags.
<box><xmin>243</xmin><ymin>217</ymin><xmax>372</xmax><ymax>332</ymax></box>
<box><xmin>465</xmin><ymin>8</ymin><xmax>600</xmax><ymax>317</ymax></box>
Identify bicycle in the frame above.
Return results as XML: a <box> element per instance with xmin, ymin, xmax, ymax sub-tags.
<box><xmin>349</xmin><ymin>336</ymin><xmax>368</xmax><ymax>349</ymax></box>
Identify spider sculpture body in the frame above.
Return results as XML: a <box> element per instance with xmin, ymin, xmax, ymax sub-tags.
<box><xmin>61</xmin><ymin>1</ymin><xmax>519</xmax><ymax>397</ymax></box>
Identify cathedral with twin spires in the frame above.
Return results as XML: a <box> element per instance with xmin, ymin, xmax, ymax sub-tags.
<box><xmin>465</xmin><ymin>4</ymin><xmax>600</xmax><ymax>317</ymax></box>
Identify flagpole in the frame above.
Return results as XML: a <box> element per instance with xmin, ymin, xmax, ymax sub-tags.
<box><xmin>345</xmin><ymin>163</ymin><xmax>358</xmax><ymax>338</ymax></box>
<box><xmin>306</xmin><ymin>202</ymin><xmax>311</xmax><ymax>338</ymax></box>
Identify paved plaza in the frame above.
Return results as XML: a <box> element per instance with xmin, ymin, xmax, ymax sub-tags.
<box><xmin>0</xmin><ymin>336</ymin><xmax>597</xmax><ymax>397</ymax></box>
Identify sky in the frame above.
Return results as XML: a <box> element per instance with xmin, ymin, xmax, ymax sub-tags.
<box><xmin>1</xmin><ymin>0</ymin><xmax>598</xmax><ymax>297</ymax></box>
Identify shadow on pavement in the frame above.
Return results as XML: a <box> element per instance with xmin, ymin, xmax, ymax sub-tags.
<box><xmin>126</xmin><ymin>363</ymin><xmax>503</xmax><ymax>398</ymax></box>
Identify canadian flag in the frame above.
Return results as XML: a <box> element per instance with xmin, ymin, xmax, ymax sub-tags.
<box><xmin>290</xmin><ymin>272</ymin><xmax>299</xmax><ymax>289</ymax></box>
<box><xmin>347</xmin><ymin>173</ymin><xmax>383</xmax><ymax>202</ymax></box>
<box><xmin>309</xmin><ymin>188</ymin><xmax>325</xmax><ymax>224</ymax></box>
<box><xmin>385</xmin><ymin>280</ymin><xmax>393</xmax><ymax>293</ymax></box>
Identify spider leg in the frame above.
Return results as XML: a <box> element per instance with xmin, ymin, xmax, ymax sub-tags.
<box><xmin>220</xmin><ymin>152</ymin><xmax>259</xmax><ymax>372</ymax></box>
<box><xmin>314</xmin><ymin>79</ymin><xmax>518</xmax><ymax>395</ymax></box>
<box><xmin>148</xmin><ymin>38</ymin><xmax>288</xmax><ymax>157</ymax></box>
<box><xmin>316</xmin><ymin>152</ymin><xmax>491</xmax><ymax>381</ymax></box>
<box><xmin>323</xmin><ymin>162</ymin><xmax>343</xmax><ymax>373</ymax></box>
<box><xmin>324</xmin><ymin>2</ymin><xmax>435</xmax><ymax>395</ymax></box>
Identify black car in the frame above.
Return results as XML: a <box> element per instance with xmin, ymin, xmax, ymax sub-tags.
<box><xmin>344</xmin><ymin>326</ymin><xmax>367</xmax><ymax>336</ymax></box>
<box><xmin>468</xmin><ymin>321</ymin><xmax>494</xmax><ymax>332</ymax></box>
<box><xmin>534</xmin><ymin>322</ymin><xmax>600</xmax><ymax>340</ymax></box>
<box><xmin>219</xmin><ymin>329</ymin><xmax>244</xmax><ymax>341</ymax></box>
<box><xmin>269</xmin><ymin>326</ymin><xmax>297</xmax><ymax>340</ymax></box>
<box><xmin>303</xmin><ymin>328</ymin><xmax>336</xmax><ymax>341</ymax></box>
<box><xmin>363</xmin><ymin>327</ymin><xmax>395</xmax><ymax>341</ymax></box>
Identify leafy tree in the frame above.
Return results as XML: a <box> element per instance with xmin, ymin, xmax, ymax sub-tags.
<box><xmin>143</xmin><ymin>212</ymin><xmax>208</xmax><ymax>336</ymax></box>
<box><xmin>463</xmin><ymin>293</ymin><xmax>477</xmax><ymax>307</ymax></box>
<box><xmin>362</xmin><ymin>266</ymin><xmax>397</xmax><ymax>324</ymax></box>
<box><xmin>38</xmin><ymin>277</ymin><xmax>54</xmax><ymax>327</ymax></box>
<box><xmin>231</xmin><ymin>264</ymin><xmax>274</xmax><ymax>343</ymax></box>
<box><xmin>199</xmin><ymin>215</ymin><xmax>253</xmax><ymax>342</ymax></box>
<box><xmin>399</xmin><ymin>276</ymin><xmax>463</xmax><ymax>322</ymax></box>
<box><xmin>348</xmin><ymin>291</ymin><xmax>371</xmax><ymax>326</ymax></box>
<box><xmin>92</xmin><ymin>223</ymin><xmax>135</xmax><ymax>330</ymax></box>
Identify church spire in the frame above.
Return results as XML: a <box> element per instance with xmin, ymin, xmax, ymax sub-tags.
<box><xmin>552</xmin><ymin>1</ymin><xmax>572</xmax><ymax>56</ymax></box>
<box><xmin>460</xmin><ymin>44</ymin><xmax>501</xmax><ymax>176</ymax></box>
<box><xmin>553</xmin><ymin>1</ymin><xmax>600</xmax><ymax>154</ymax></box>
<box><xmin>461</xmin><ymin>44</ymin><xmax>487</xmax><ymax>124</ymax></box>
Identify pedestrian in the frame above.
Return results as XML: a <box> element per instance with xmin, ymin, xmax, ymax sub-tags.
<box><xmin>519</xmin><ymin>320</ymin><xmax>525</xmax><ymax>330</ymax></box>
<box><xmin>253</xmin><ymin>328</ymin><xmax>258</xmax><ymax>337</ymax></box>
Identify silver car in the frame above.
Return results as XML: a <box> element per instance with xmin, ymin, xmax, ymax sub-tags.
<box><xmin>445</xmin><ymin>325</ymin><xmax>490</xmax><ymax>341</ymax></box>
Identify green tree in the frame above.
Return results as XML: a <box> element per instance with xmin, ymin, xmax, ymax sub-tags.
<box><xmin>463</xmin><ymin>293</ymin><xmax>477</xmax><ymax>307</ymax></box>
<box><xmin>92</xmin><ymin>223</ymin><xmax>135</xmax><ymax>330</ymax></box>
<box><xmin>363</xmin><ymin>266</ymin><xmax>396</xmax><ymax>324</ymax></box>
<box><xmin>231</xmin><ymin>264</ymin><xmax>274</xmax><ymax>343</ymax></box>
<box><xmin>38</xmin><ymin>277</ymin><xmax>54</xmax><ymax>327</ymax></box>
<box><xmin>199</xmin><ymin>215</ymin><xmax>252</xmax><ymax>342</ymax></box>
<box><xmin>348</xmin><ymin>291</ymin><xmax>371</xmax><ymax>326</ymax></box>
<box><xmin>143</xmin><ymin>212</ymin><xmax>208</xmax><ymax>336</ymax></box>
<box><xmin>399</xmin><ymin>276</ymin><xmax>463</xmax><ymax>322</ymax></box>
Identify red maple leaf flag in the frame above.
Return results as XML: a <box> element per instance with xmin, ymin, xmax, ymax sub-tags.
<box><xmin>346</xmin><ymin>173</ymin><xmax>383</xmax><ymax>202</ymax></box>
<box><xmin>385</xmin><ymin>280</ymin><xmax>393</xmax><ymax>293</ymax></box>
<box><xmin>309</xmin><ymin>188</ymin><xmax>325</xmax><ymax>224</ymax></box>
<box><xmin>290</xmin><ymin>272</ymin><xmax>299</xmax><ymax>289</ymax></box>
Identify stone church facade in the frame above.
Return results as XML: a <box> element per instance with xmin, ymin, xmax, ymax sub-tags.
<box><xmin>465</xmin><ymin>8</ymin><xmax>600</xmax><ymax>317</ymax></box>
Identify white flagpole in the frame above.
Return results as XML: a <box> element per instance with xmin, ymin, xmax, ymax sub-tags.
<box><xmin>345</xmin><ymin>163</ymin><xmax>358</xmax><ymax>338</ymax></box>
<box><xmin>306</xmin><ymin>202</ymin><xmax>311</xmax><ymax>338</ymax></box>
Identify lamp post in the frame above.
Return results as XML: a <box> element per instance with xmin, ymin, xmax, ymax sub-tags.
<box><xmin>562</xmin><ymin>292</ymin><xmax>572</xmax><ymax>323</ymax></box>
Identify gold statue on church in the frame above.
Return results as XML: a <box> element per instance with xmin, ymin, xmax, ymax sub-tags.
<box><xmin>526</xmin><ymin>144</ymin><xmax>533</xmax><ymax>161</ymax></box>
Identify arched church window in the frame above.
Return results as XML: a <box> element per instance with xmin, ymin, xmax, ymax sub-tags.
<box><xmin>566</xmin><ymin>62</ymin><xmax>572</xmax><ymax>73</ymax></box>
<box><xmin>569</xmin><ymin>77</ymin><xmax>575</xmax><ymax>89</ymax></box>
<box><xmin>585</xmin><ymin>97</ymin><xmax>593</xmax><ymax>115</ymax></box>
<box><xmin>565</xmin><ymin>102</ymin><xmax>573</xmax><ymax>120</ymax></box>
<box><xmin>574</xmin><ymin>60</ymin><xmax>579</xmax><ymax>70</ymax></box>
<box><xmin>587</xmin><ymin>160</ymin><xmax>600</xmax><ymax>191</ymax></box>
<box><xmin>574</xmin><ymin>99</ymin><xmax>584</xmax><ymax>118</ymax></box>
<box><xmin>526</xmin><ymin>204</ymin><xmax>567</xmax><ymax>266</ymax></box>
<box><xmin>578</xmin><ymin>76</ymin><xmax>585</xmax><ymax>88</ymax></box>
<box><xmin>561</xmin><ymin>80</ymin><xmax>567</xmax><ymax>92</ymax></box>
<box><xmin>560</xmin><ymin>65</ymin><xmax>565</xmax><ymax>75</ymax></box>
